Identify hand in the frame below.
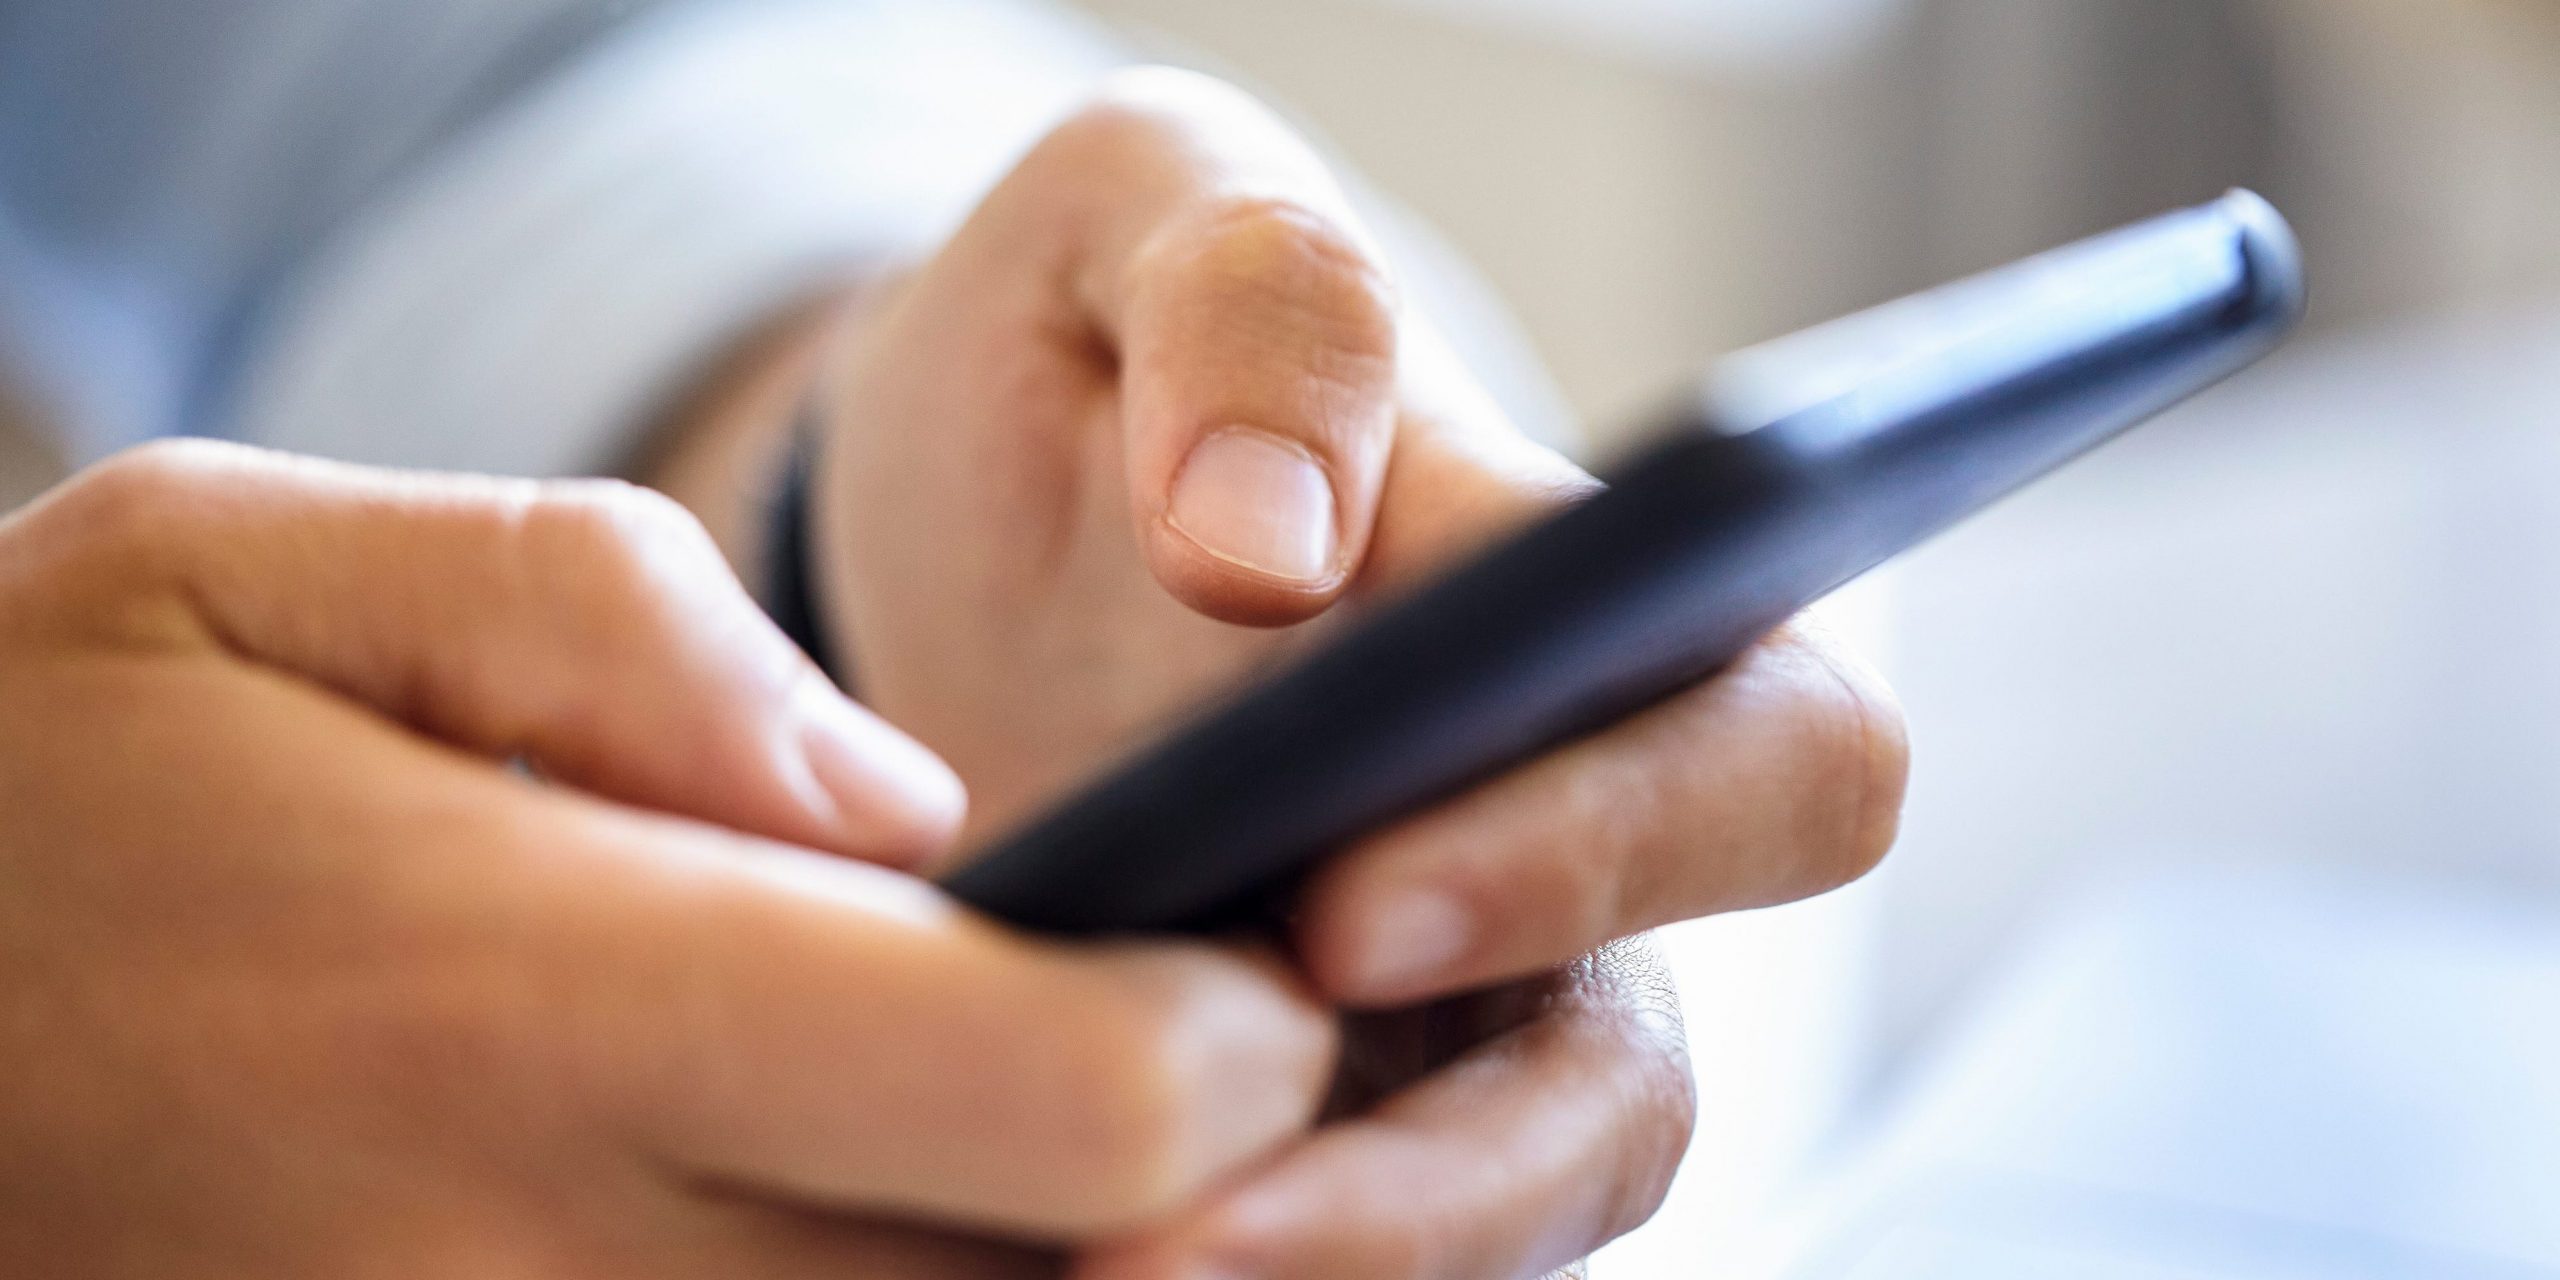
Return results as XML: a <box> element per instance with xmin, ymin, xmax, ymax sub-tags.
<box><xmin>805</xmin><ymin>69</ymin><xmax>1911</xmax><ymax>1279</ymax></box>
<box><xmin>0</xmin><ymin>442</ymin><xmax>1337</xmax><ymax>1277</ymax></box>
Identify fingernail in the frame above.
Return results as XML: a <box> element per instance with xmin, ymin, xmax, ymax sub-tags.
<box><xmin>794</xmin><ymin>678</ymin><xmax>967</xmax><ymax>863</ymax></box>
<box><xmin>1167</xmin><ymin>428</ymin><xmax>1340</xmax><ymax>585</ymax></box>
<box><xmin>1350</xmin><ymin>888</ymin><xmax>1474</xmax><ymax>995</ymax></box>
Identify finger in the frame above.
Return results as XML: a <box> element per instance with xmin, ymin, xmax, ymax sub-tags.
<box><xmin>1298</xmin><ymin>616</ymin><xmax>1908</xmax><ymax>1005</ymax></box>
<box><xmin>45</xmin><ymin>440</ymin><xmax>962</xmax><ymax>865</ymax></box>
<box><xmin>654</xmin><ymin>1196</ymin><xmax>1057</xmax><ymax>1280</ymax></box>
<box><xmin>547</xmin><ymin>808</ymin><xmax>1338</xmax><ymax>1241</ymax></box>
<box><xmin>997</xmin><ymin>66</ymin><xmax>1402</xmax><ymax>626</ymax></box>
<box><xmin>1071</xmin><ymin>942</ymin><xmax>1694</xmax><ymax>1280</ymax></box>
<box><xmin>31</xmin><ymin>532</ymin><xmax>1334</xmax><ymax>1248</ymax></box>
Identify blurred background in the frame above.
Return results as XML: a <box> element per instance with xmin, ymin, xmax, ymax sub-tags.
<box><xmin>3</xmin><ymin>1</ymin><xmax>2555</xmax><ymax>1275</ymax></box>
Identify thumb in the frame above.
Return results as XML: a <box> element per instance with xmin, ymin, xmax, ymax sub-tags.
<box><xmin>1054</xmin><ymin>70</ymin><xmax>1403</xmax><ymax>627</ymax></box>
<box><xmin>63</xmin><ymin>441</ymin><xmax>964</xmax><ymax>865</ymax></box>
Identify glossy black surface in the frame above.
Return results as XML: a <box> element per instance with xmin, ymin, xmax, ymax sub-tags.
<box><xmin>946</xmin><ymin>191</ymin><xmax>2306</xmax><ymax>935</ymax></box>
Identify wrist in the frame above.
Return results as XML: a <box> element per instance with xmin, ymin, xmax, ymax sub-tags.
<box><xmin>630</xmin><ymin>288</ymin><xmax>862</xmax><ymax>576</ymax></box>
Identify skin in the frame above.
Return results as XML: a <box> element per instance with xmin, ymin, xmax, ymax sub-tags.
<box><xmin>664</xmin><ymin>68</ymin><xmax>1912</xmax><ymax>1279</ymax></box>
<box><xmin>0</xmin><ymin>443</ymin><xmax>1338</xmax><ymax>1276</ymax></box>
<box><xmin>0</xmin><ymin>67</ymin><xmax>1907</xmax><ymax>1280</ymax></box>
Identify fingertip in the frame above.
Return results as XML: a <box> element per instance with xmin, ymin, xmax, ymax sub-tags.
<box><xmin>1145</xmin><ymin>540</ymin><xmax>1344</xmax><ymax>629</ymax></box>
<box><xmin>792</xmin><ymin>677</ymin><xmax>969</xmax><ymax>867</ymax></box>
<box><xmin>1295</xmin><ymin>873</ymin><xmax>1481</xmax><ymax>1008</ymax></box>
<box><xmin>1154</xmin><ymin>426</ymin><xmax>1353</xmax><ymax>627</ymax></box>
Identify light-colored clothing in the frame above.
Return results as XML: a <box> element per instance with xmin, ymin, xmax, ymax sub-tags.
<box><xmin>0</xmin><ymin>0</ymin><xmax>1120</xmax><ymax>474</ymax></box>
<box><xmin>0</xmin><ymin>0</ymin><xmax>658</xmax><ymax>458</ymax></box>
<box><xmin>0</xmin><ymin>0</ymin><xmax>1570</xmax><ymax>478</ymax></box>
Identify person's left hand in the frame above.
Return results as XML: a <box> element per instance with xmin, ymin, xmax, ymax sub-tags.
<box><xmin>799</xmin><ymin>68</ymin><xmax>1910</xmax><ymax>1280</ymax></box>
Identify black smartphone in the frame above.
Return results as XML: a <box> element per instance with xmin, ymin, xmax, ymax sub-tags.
<box><xmin>945</xmin><ymin>190</ymin><xmax>2306</xmax><ymax>935</ymax></box>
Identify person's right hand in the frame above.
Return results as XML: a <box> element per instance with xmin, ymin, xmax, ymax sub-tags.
<box><xmin>0</xmin><ymin>441</ymin><xmax>1335</xmax><ymax>1278</ymax></box>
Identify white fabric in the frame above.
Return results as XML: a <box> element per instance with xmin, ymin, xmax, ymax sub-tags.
<box><xmin>2</xmin><ymin>0</ymin><xmax>1575</xmax><ymax>476</ymax></box>
<box><xmin>230</xmin><ymin>0</ymin><xmax>1120</xmax><ymax>477</ymax></box>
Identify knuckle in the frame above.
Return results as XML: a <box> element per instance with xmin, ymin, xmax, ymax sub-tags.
<box><xmin>1586</xmin><ymin>985</ymin><xmax>1697</xmax><ymax>1241</ymax></box>
<box><xmin>1034</xmin><ymin>89</ymin><xmax>1174</xmax><ymax>176</ymax></box>
<box><xmin>1025</xmin><ymin>68</ymin><xmax>1246</xmax><ymax>194</ymax></box>
<box><xmin>1197</xmin><ymin>195</ymin><xmax>1387</xmax><ymax>293</ymax></box>
<box><xmin>1590</xmin><ymin>934</ymin><xmax>1689</xmax><ymax>1053</ymax></box>
<box><xmin>1623</xmin><ymin>1035</ymin><xmax>1698</xmax><ymax>1203</ymax></box>
<box><xmin>504</xmin><ymin>483</ymin><xmax>720</xmax><ymax>665</ymax></box>
<box><xmin>1059</xmin><ymin>66</ymin><xmax>1270</xmax><ymax>170</ymax></box>
<box><xmin>536</xmin><ymin>477</ymin><xmax>703</xmax><ymax>546</ymax></box>
<box><xmin>58</xmin><ymin>439</ymin><xmax>249</xmax><ymax>547</ymax></box>
<box><xmin>1605</xmin><ymin>1120</ymin><xmax>1691</xmax><ymax>1245</ymax></box>
<box><xmin>520</xmin><ymin>480</ymin><xmax>720</xmax><ymax>596</ymax></box>
<box><xmin>1630</xmin><ymin>1106</ymin><xmax>1695</xmax><ymax>1237</ymax></box>
<box><xmin>1585</xmin><ymin>937</ymin><xmax>1697</xmax><ymax>1124</ymax></box>
<box><xmin>10</xmin><ymin>441</ymin><xmax>286</xmax><ymax>620</ymax></box>
<box><xmin>1153</xmin><ymin>195</ymin><xmax>1400</xmax><ymax>364</ymax></box>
